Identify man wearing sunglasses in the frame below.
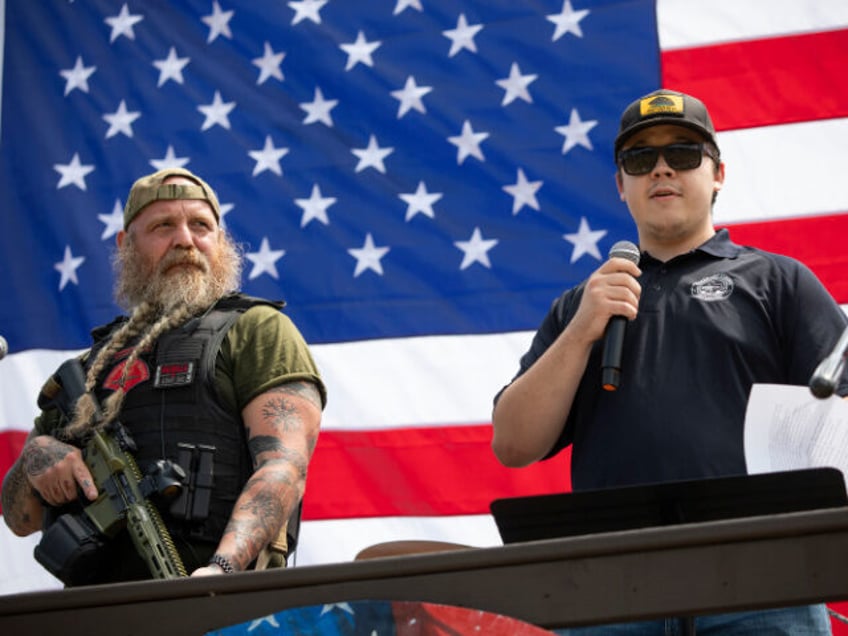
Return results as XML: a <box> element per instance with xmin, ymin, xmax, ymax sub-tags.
<box><xmin>492</xmin><ymin>89</ymin><xmax>847</xmax><ymax>635</ymax></box>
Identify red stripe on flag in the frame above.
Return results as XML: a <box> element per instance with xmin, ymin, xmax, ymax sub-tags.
<box><xmin>720</xmin><ymin>212</ymin><xmax>848</xmax><ymax>304</ymax></box>
<box><xmin>0</xmin><ymin>429</ymin><xmax>28</xmax><ymax>516</ymax></box>
<box><xmin>302</xmin><ymin>424</ymin><xmax>571</xmax><ymax>520</ymax></box>
<box><xmin>662</xmin><ymin>29</ymin><xmax>848</xmax><ymax>131</ymax></box>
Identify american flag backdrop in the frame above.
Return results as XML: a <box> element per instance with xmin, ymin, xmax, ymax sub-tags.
<box><xmin>1</xmin><ymin>0</ymin><xmax>847</xmax><ymax>622</ymax></box>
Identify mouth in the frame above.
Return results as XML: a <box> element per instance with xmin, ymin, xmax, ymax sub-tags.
<box><xmin>649</xmin><ymin>185</ymin><xmax>681</xmax><ymax>200</ymax></box>
<box><xmin>163</xmin><ymin>259</ymin><xmax>206</xmax><ymax>275</ymax></box>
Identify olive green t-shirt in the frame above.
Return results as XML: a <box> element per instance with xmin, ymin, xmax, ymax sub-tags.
<box><xmin>215</xmin><ymin>304</ymin><xmax>326</xmax><ymax>414</ymax></box>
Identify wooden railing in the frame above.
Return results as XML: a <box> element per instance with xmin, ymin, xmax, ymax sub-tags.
<box><xmin>2</xmin><ymin>507</ymin><xmax>847</xmax><ymax>635</ymax></box>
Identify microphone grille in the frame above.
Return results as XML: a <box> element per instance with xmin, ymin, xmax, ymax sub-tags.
<box><xmin>0</xmin><ymin>335</ymin><xmax>7</xmax><ymax>360</ymax></box>
<box><xmin>609</xmin><ymin>240</ymin><xmax>640</xmax><ymax>265</ymax></box>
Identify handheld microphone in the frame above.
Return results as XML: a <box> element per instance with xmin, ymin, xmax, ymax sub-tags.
<box><xmin>809</xmin><ymin>324</ymin><xmax>848</xmax><ymax>399</ymax></box>
<box><xmin>601</xmin><ymin>240</ymin><xmax>640</xmax><ymax>391</ymax></box>
<box><xmin>0</xmin><ymin>335</ymin><xmax>7</xmax><ymax>360</ymax></box>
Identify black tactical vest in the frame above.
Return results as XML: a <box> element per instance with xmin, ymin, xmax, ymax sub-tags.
<box><xmin>87</xmin><ymin>294</ymin><xmax>282</xmax><ymax>547</ymax></box>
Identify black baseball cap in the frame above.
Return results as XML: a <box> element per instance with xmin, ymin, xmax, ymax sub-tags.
<box><xmin>614</xmin><ymin>89</ymin><xmax>718</xmax><ymax>155</ymax></box>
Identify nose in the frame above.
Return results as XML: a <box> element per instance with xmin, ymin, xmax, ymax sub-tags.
<box><xmin>651</xmin><ymin>153</ymin><xmax>675</xmax><ymax>177</ymax></box>
<box><xmin>171</xmin><ymin>222</ymin><xmax>194</xmax><ymax>247</ymax></box>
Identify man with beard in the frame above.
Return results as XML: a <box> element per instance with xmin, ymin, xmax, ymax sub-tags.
<box><xmin>1</xmin><ymin>168</ymin><xmax>326</xmax><ymax>584</ymax></box>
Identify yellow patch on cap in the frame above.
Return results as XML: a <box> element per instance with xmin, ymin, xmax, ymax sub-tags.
<box><xmin>640</xmin><ymin>94</ymin><xmax>684</xmax><ymax>116</ymax></box>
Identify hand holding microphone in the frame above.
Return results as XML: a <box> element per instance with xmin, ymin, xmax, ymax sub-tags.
<box><xmin>600</xmin><ymin>241</ymin><xmax>641</xmax><ymax>391</ymax></box>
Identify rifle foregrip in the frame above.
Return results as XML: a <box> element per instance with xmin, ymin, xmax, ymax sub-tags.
<box><xmin>119</xmin><ymin>441</ymin><xmax>187</xmax><ymax>579</ymax></box>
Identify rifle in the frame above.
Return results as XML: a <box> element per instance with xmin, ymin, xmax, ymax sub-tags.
<box><xmin>34</xmin><ymin>358</ymin><xmax>188</xmax><ymax>585</ymax></box>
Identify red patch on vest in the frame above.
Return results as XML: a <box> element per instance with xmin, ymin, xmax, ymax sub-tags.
<box><xmin>103</xmin><ymin>358</ymin><xmax>150</xmax><ymax>392</ymax></box>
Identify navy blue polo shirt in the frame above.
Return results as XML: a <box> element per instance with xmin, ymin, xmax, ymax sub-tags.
<box><xmin>503</xmin><ymin>229</ymin><xmax>848</xmax><ymax>491</ymax></box>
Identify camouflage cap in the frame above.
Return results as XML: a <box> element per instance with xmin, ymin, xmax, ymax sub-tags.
<box><xmin>614</xmin><ymin>89</ymin><xmax>718</xmax><ymax>156</ymax></box>
<box><xmin>123</xmin><ymin>167</ymin><xmax>221</xmax><ymax>230</ymax></box>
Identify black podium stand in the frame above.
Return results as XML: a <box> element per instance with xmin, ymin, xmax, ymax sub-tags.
<box><xmin>491</xmin><ymin>467</ymin><xmax>848</xmax><ymax>544</ymax></box>
<box><xmin>491</xmin><ymin>467</ymin><xmax>848</xmax><ymax>633</ymax></box>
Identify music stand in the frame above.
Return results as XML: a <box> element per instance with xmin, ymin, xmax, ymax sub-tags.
<box><xmin>491</xmin><ymin>467</ymin><xmax>847</xmax><ymax>545</ymax></box>
<box><xmin>491</xmin><ymin>468</ymin><xmax>847</xmax><ymax>634</ymax></box>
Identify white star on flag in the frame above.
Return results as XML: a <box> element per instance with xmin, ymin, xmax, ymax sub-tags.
<box><xmin>55</xmin><ymin>245</ymin><xmax>85</xmax><ymax>291</ymax></box>
<box><xmin>98</xmin><ymin>200</ymin><xmax>124</xmax><ymax>240</ymax></box>
<box><xmin>253</xmin><ymin>42</ymin><xmax>285</xmax><ymax>85</ymax></box>
<box><xmin>248</xmin><ymin>614</ymin><xmax>281</xmax><ymax>629</ymax></box>
<box><xmin>448</xmin><ymin>120</ymin><xmax>489</xmax><ymax>165</ymax></box>
<box><xmin>288</xmin><ymin>0</ymin><xmax>327</xmax><ymax>25</ymax></box>
<box><xmin>59</xmin><ymin>56</ymin><xmax>96</xmax><ymax>96</ymax></box>
<box><xmin>153</xmin><ymin>47</ymin><xmax>190</xmax><ymax>87</ymax></box>
<box><xmin>393</xmin><ymin>0</ymin><xmax>423</xmax><ymax>15</ymax></box>
<box><xmin>102</xmin><ymin>100</ymin><xmax>141</xmax><ymax>139</ymax></box>
<box><xmin>564</xmin><ymin>216</ymin><xmax>607</xmax><ymax>263</ymax></box>
<box><xmin>248</xmin><ymin>136</ymin><xmax>289</xmax><ymax>176</ymax></box>
<box><xmin>349</xmin><ymin>233</ymin><xmax>390</xmax><ymax>277</ymax></box>
<box><xmin>443</xmin><ymin>13</ymin><xmax>483</xmax><ymax>57</ymax></box>
<box><xmin>198</xmin><ymin>90</ymin><xmax>236</xmax><ymax>131</ymax></box>
<box><xmin>320</xmin><ymin>603</ymin><xmax>356</xmax><ymax>616</ymax></box>
<box><xmin>300</xmin><ymin>87</ymin><xmax>338</xmax><ymax>126</ymax></box>
<box><xmin>150</xmin><ymin>145</ymin><xmax>190</xmax><ymax>171</ymax></box>
<box><xmin>246</xmin><ymin>237</ymin><xmax>285</xmax><ymax>280</ymax></box>
<box><xmin>399</xmin><ymin>181</ymin><xmax>443</xmax><ymax>221</ymax></box>
<box><xmin>340</xmin><ymin>31</ymin><xmax>382</xmax><ymax>71</ymax></box>
<box><xmin>455</xmin><ymin>227</ymin><xmax>498</xmax><ymax>270</ymax></box>
<box><xmin>391</xmin><ymin>76</ymin><xmax>432</xmax><ymax>118</ymax></box>
<box><xmin>296</xmin><ymin>184</ymin><xmax>336</xmax><ymax>227</ymax></box>
<box><xmin>218</xmin><ymin>202</ymin><xmax>234</xmax><ymax>227</ymax></box>
<box><xmin>547</xmin><ymin>0</ymin><xmax>591</xmax><ymax>41</ymax></box>
<box><xmin>496</xmin><ymin>62</ymin><xmax>537</xmax><ymax>106</ymax></box>
<box><xmin>351</xmin><ymin>135</ymin><xmax>394</xmax><ymax>173</ymax></box>
<box><xmin>54</xmin><ymin>153</ymin><xmax>95</xmax><ymax>190</ymax></box>
<box><xmin>202</xmin><ymin>1</ymin><xmax>234</xmax><ymax>43</ymax></box>
<box><xmin>555</xmin><ymin>108</ymin><xmax>598</xmax><ymax>154</ymax></box>
<box><xmin>105</xmin><ymin>4</ymin><xmax>144</xmax><ymax>43</ymax></box>
<box><xmin>503</xmin><ymin>168</ymin><xmax>543</xmax><ymax>215</ymax></box>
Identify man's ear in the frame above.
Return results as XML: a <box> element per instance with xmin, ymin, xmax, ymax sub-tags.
<box><xmin>615</xmin><ymin>170</ymin><xmax>625</xmax><ymax>201</ymax></box>
<box><xmin>714</xmin><ymin>161</ymin><xmax>726</xmax><ymax>194</ymax></box>
<box><xmin>116</xmin><ymin>229</ymin><xmax>126</xmax><ymax>248</ymax></box>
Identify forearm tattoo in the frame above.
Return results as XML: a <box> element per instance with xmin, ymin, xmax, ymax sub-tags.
<box><xmin>222</xmin><ymin>465</ymin><xmax>298</xmax><ymax>570</ymax></box>
<box><xmin>226</xmin><ymin>381</ymin><xmax>320</xmax><ymax>568</ymax></box>
<box><xmin>1</xmin><ymin>464</ymin><xmax>34</xmax><ymax>528</ymax></box>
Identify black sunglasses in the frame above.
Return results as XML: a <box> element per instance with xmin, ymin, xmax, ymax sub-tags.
<box><xmin>617</xmin><ymin>142</ymin><xmax>719</xmax><ymax>176</ymax></box>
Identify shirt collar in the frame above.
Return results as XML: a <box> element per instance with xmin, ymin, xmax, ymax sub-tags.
<box><xmin>641</xmin><ymin>228</ymin><xmax>741</xmax><ymax>264</ymax></box>
<box><xmin>697</xmin><ymin>228</ymin><xmax>742</xmax><ymax>258</ymax></box>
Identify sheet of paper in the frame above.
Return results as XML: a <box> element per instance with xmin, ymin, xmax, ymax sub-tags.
<box><xmin>744</xmin><ymin>383</ymin><xmax>848</xmax><ymax>476</ymax></box>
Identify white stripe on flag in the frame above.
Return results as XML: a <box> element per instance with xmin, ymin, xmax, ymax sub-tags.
<box><xmin>657</xmin><ymin>0</ymin><xmax>848</xmax><ymax>49</ymax></box>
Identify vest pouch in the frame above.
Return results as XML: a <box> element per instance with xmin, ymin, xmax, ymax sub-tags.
<box><xmin>169</xmin><ymin>442</ymin><xmax>215</xmax><ymax>523</ymax></box>
<box><xmin>34</xmin><ymin>512</ymin><xmax>110</xmax><ymax>586</ymax></box>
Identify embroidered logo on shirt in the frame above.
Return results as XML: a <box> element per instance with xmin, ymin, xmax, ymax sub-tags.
<box><xmin>691</xmin><ymin>273</ymin><xmax>734</xmax><ymax>301</ymax></box>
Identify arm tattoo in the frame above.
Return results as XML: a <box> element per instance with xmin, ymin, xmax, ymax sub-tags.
<box><xmin>22</xmin><ymin>441</ymin><xmax>71</xmax><ymax>476</ymax></box>
<box><xmin>1</xmin><ymin>464</ymin><xmax>34</xmax><ymax>528</ymax></box>
<box><xmin>247</xmin><ymin>436</ymin><xmax>308</xmax><ymax>478</ymax></box>
<box><xmin>221</xmin><ymin>469</ymin><xmax>296</xmax><ymax>570</ymax></box>
<box><xmin>270</xmin><ymin>381</ymin><xmax>322</xmax><ymax>410</ymax></box>
<box><xmin>261</xmin><ymin>395</ymin><xmax>301</xmax><ymax>433</ymax></box>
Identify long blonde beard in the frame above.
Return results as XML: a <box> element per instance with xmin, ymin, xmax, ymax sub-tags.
<box><xmin>114</xmin><ymin>232</ymin><xmax>242</xmax><ymax>315</ymax></box>
<box><xmin>63</xmin><ymin>233</ymin><xmax>242</xmax><ymax>438</ymax></box>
